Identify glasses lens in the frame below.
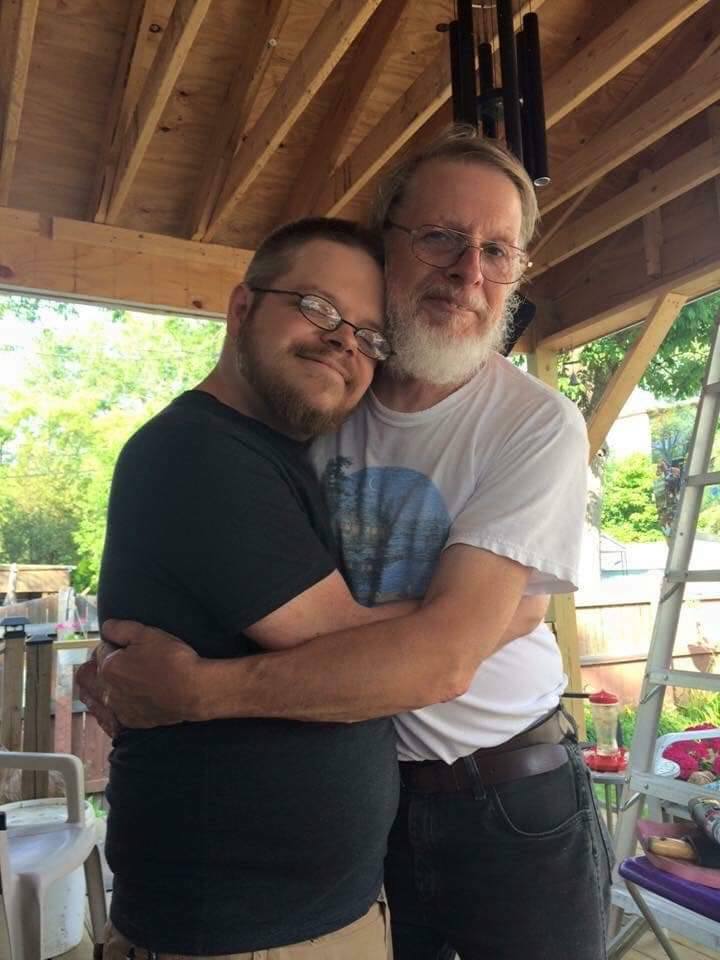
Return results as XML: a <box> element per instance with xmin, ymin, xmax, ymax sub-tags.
<box><xmin>356</xmin><ymin>329</ymin><xmax>392</xmax><ymax>361</ymax></box>
<box><xmin>413</xmin><ymin>227</ymin><xmax>465</xmax><ymax>267</ymax></box>
<box><xmin>300</xmin><ymin>295</ymin><xmax>340</xmax><ymax>330</ymax></box>
<box><xmin>480</xmin><ymin>243</ymin><xmax>524</xmax><ymax>283</ymax></box>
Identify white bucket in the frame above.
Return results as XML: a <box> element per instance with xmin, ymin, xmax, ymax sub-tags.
<box><xmin>0</xmin><ymin>797</ymin><xmax>96</xmax><ymax>959</ymax></box>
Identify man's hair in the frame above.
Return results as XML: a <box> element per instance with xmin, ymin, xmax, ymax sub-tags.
<box><xmin>370</xmin><ymin>125</ymin><xmax>539</xmax><ymax>247</ymax></box>
<box><xmin>245</xmin><ymin>216</ymin><xmax>384</xmax><ymax>288</ymax></box>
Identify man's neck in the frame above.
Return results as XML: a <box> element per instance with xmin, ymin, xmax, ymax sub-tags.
<box><xmin>195</xmin><ymin>369</ymin><xmax>310</xmax><ymax>441</ymax></box>
<box><xmin>373</xmin><ymin>369</ymin><xmax>471</xmax><ymax>413</ymax></box>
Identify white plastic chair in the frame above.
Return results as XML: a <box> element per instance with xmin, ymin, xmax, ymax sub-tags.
<box><xmin>0</xmin><ymin>752</ymin><xmax>106</xmax><ymax>960</ymax></box>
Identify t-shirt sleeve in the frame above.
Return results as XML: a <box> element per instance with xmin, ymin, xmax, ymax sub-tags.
<box><xmin>111</xmin><ymin>421</ymin><xmax>337</xmax><ymax>635</ymax></box>
<box><xmin>445</xmin><ymin>394</ymin><xmax>589</xmax><ymax>593</ymax></box>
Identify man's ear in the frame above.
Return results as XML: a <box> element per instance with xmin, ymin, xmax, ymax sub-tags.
<box><xmin>227</xmin><ymin>283</ymin><xmax>252</xmax><ymax>338</ymax></box>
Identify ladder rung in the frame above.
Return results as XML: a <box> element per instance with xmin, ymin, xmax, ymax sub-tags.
<box><xmin>627</xmin><ymin>771</ymin><xmax>719</xmax><ymax>807</ymax></box>
<box><xmin>685</xmin><ymin>470</ymin><xmax>720</xmax><ymax>487</ymax></box>
<box><xmin>647</xmin><ymin>669</ymin><xmax>720</xmax><ymax>693</ymax></box>
<box><xmin>666</xmin><ymin>569</ymin><xmax>720</xmax><ymax>582</ymax></box>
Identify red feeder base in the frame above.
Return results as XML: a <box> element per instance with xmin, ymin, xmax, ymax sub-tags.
<box><xmin>582</xmin><ymin>747</ymin><xmax>628</xmax><ymax>773</ymax></box>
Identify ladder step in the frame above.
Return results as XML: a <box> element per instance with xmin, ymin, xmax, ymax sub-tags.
<box><xmin>685</xmin><ymin>470</ymin><xmax>720</xmax><ymax>487</ymax></box>
<box><xmin>627</xmin><ymin>771</ymin><xmax>720</xmax><ymax>808</ymax></box>
<box><xmin>666</xmin><ymin>569</ymin><xmax>720</xmax><ymax>582</ymax></box>
<box><xmin>647</xmin><ymin>669</ymin><xmax>720</xmax><ymax>693</ymax></box>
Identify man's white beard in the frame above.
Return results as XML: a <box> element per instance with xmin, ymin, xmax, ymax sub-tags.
<box><xmin>384</xmin><ymin>284</ymin><xmax>520</xmax><ymax>387</ymax></box>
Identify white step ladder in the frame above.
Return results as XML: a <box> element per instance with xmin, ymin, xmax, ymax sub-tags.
<box><xmin>609</xmin><ymin>310</ymin><xmax>720</xmax><ymax>958</ymax></box>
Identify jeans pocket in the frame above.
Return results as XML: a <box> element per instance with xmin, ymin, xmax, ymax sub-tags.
<box><xmin>491</xmin><ymin>754</ymin><xmax>587</xmax><ymax>837</ymax></box>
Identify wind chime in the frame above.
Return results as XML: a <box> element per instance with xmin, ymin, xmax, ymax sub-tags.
<box><xmin>441</xmin><ymin>0</ymin><xmax>550</xmax><ymax>352</ymax></box>
<box><xmin>445</xmin><ymin>0</ymin><xmax>550</xmax><ymax>187</ymax></box>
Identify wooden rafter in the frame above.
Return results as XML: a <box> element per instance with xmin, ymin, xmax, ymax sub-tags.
<box><xmin>0</xmin><ymin>0</ymin><xmax>40</xmax><ymax>205</ymax></box>
<box><xmin>284</xmin><ymin>0</ymin><xmax>410</xmax><ymax>222</ymax></box>
<box><xmin>710</xmin><ymin>105</ymin><xmax>720</xmax><ymax>221</ymax></box>
<box><xmin>544</xmin><ymin>0</ymin><xmax>710</xmax><ymax>128</ymax></box>
<box><xmin>105</xmin><ymin>0</ymin><xmax>213</xmax><ymax>225</ymax></box>
<box><xmin>0</xmin><ymin>206</ymin><xmax>251</xmax><ymax>316</ymax></box>
<box><xmin>203</xmin><ymin>0</ymin><xmax>383</xmax><ymax>242</ymax></box>
<box><xmin>539</xmin><ymin>47</ymin><xmax>720</xmax><ymax>215</ymax></box>
<box><xmin>89</xmin><ymin>0</ymin><xmax>157</xmax><ymax>222</ymax></box>
<box><xmin>539</xmin><ymin>253</ymin><xmax>720</xmax><ymax>352</ymax></box>
<box><xmin>586</xmin><ymin>292</ymin><xmax>687</xmax><ymax>460</ymax></box>
<box><xmin>186</xmin><ymin>0</ymin><xmax>291</xmax><ymax>240</ymax></box>
<box><xmin>532</xmin><ymin>137</ymin><xmax>720</xmax><ymax>274</ymax></box>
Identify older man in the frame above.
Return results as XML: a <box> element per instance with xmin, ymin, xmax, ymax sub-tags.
<box><xmin>91</xmin><ymin>130</ymin><xmax>610</xmax><ymax>960</ymax></box>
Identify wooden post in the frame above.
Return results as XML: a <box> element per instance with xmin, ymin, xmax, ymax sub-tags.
<box><xmin>21</xmin><ymin>634</ymin><xmax>54</xmax><ymax>799</ymax></box>
<box><xmin>527</xmin><ymin>339</ymin><xmax>586</xmax><ymax>737</ymax></box>
<box><xmin>0</xmin><ymin>627</ymin><xmax>26</xmax><ymax>751</ymax></box>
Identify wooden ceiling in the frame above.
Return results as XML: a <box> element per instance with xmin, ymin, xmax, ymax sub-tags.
<box><xmin>0</xmin><ymin>0</ymin><xmax>719</xmax><ymax>345</ymax></box>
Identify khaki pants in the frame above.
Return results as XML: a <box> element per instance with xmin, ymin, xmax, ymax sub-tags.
<box><xmin>103</xmin><ymin>902</ymin><xmax>392</xmax><ymax>960</ymax></box>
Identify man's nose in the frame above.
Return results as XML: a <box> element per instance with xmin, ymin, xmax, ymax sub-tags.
<box><xmin>446</xmin><ymin>244</ymin><xmax>485</xmax><ymax>286</ymax></box>
<box><xmin>319</xmin><ymin>322</ymin><xmax>356</xmax><ymax>354</ymax></box>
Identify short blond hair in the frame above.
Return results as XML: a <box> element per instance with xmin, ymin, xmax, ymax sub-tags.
<box><xmin>370</xmin><ymin>125</ymin><xmax>539</xmax><ymax>248</ymax></box>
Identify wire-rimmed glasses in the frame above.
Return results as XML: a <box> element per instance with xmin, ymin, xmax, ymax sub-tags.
<box><xmin>386</xmin><ymin>221</ymin><xmax>531</xmax><ymax>284</ymax></box>
<box><xmin>249</xmin><ymin>287</ymin><xmax>392</xmax><ymax>361</ymax></box>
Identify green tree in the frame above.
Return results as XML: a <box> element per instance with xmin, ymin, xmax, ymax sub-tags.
<box><xmin>600</xmin><ymin>453</ymin><xmax>663</xmax><ymax>542</ymax></box>
<box><xmin>0</xmin><ymin>301</ymin><xmax>223</xmax><ymax>590</ymax></box>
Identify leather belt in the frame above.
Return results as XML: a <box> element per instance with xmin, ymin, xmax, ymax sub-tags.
<box><xmin>399</xmin><ymin>708</ymin><xmax>572</xmax><ymax>793</ymax></box>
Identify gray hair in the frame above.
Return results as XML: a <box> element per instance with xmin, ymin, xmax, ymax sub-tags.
<box><xmin>370</xmin><ymin>125</ymin><xmax>539</xmax><ymax>248</ymax></box>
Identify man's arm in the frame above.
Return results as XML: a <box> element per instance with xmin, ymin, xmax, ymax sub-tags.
<box><xmin>100</xmin><ymin>544</ymin><xmax>532</xmax><ymax>725</ymax></box>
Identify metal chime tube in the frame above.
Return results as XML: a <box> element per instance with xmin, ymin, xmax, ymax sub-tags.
<box><xmin>478</xmin><ymin>41</ymin><xmax>497</xmax><ymax>138</ymax></box>
<box><xmin>523</xmin><ymin>12</ymin><xmax>550</xmax><ymax>185</ymax></box>
<box><xmin>496</xmin><ymin>0</ymin><xmax>523</xmax><ymax>161</ymax></box>
<box><xmin>449</xmin><ymin>0</ymin><xmax>478</xmax><ymax>129</ymax></box>
<box><xmin>516</xmin><ymin>28</ymin><xmax>536</xmax><ymax>182</ymax></box>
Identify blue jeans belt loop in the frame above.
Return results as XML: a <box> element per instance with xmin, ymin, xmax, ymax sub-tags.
<box><xmin>399</xmin><ymin>707</ymin><xmax>570</xmax><ymax>793</ymax></box>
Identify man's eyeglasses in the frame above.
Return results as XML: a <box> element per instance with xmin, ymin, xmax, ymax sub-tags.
<box><xmin>249</xmin><ymin>287</ymin><xmax>392</xmax><ymax>361</ymax></box>
<box><xmin>385</xmin><ymin>222</ymin><xmax>531</xmax><ymax>285</ymax></box>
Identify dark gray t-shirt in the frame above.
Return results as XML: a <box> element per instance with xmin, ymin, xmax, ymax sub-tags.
<box><xmin>99</xmin><ymin>391</ymin><xmax>398</xmax><ymax>954</ymax></box>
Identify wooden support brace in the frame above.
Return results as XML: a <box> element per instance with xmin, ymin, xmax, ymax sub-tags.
<box><xmin>0</xmin><ymin>0</ymin><xmax>40</xmax><ymax>205</ymax></box>
<box><xmin>0</xmin><ymin>634</ymin><xmax>25</xmax><ymax>752</ymax></box>
<box><xmin>21</xmin><ymin>636</ymin><xmax>54</xmax><ymax>800</ymax></box>
<box><xmin>639</xmin><ymin>168</ymin><xmax>663</xmax><ymax>279</ymax></box>
<box><xmin>586</xmin><ymin>291</ymin><xmax>687</xmax><ymax>461</ymax></box>
<box><xmin>526</xmin><ymin>340</ymin><xmax>585</xmax><ymax>737</ymax></box>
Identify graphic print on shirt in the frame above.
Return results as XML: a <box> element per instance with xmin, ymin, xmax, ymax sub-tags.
<box><xmin>320</xmin><ymin>457</ymin><xmax>451</xmax><ymax>604</ymax></box>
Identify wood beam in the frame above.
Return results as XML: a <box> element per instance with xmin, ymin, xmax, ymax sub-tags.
<box><xmin>639</xmin><ymin>168</ymin><xmax>663</xmax><ymax>279</ymax></box>
<box><xmin>539</xmin><ymin>248</ymin><xmax>720</xmax><ymax>352</ymax></box>
<box><xmin>586</xmin><ymin>292</ymin><xmax>687</xmax><ymax>460</ymax></box>
<box><xmin>106</xmin><ymin>0</ymin><xmax>213</xmax><ymax>224</ymax></box>
<box><xmin>525</xmin><ymin>339</ymin><xmax>585</xmax><ymax>737</ymax></box>
<box><xmin>0</xmin><ymin>0</ymin><xmax>40</xmax><ymax>205</ymax></box>
<box><xmin>204</xmin><ymin>0</ymin><xmax>383</xmax><ymax>242</ymax></box>
<box><xmin>313</xmin><ymin>0</ymin><xmax>547</xmax><ymax>217</ymax></box>
<box><xmin>89</xmin><ymin>0</ymin><xmax>157</xmax><ymax>222</ymax></box>
<box><xmin>710</xmin><ymin>105</ymin><xmax>720</xmax><ymax>221</ymax></box>
<box><xmin>0</xmin><ymin>207</ymin><xmax>252</xmax><ymax>316</ymax></box>
<box><xmin>532</xmin><ymin>137</ymin><xmax>720</xmax><ymax>274</ymax></box>
<box><xmin>285</xmin><ymin>0</ymin><xmax>410</xmax><ymax>222</ymax></box>
<box><xmin>186</xmin><ymin>0</ymin><xmax>291</xmax><ymax>240</ymax></box>
<box><xmin>539</xmin><ymin>48</ymin><xmax>720</xmax><ymax>215</ymax></box>
<box><xmin>544</xmin><ymin>0</ymin><xmax>710</xmax><ymax>128</ymax></box>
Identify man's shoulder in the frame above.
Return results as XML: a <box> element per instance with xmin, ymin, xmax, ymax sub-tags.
<box><xmin>489</xmin><ymin>355</ymin><xmax>586</xmax><ymax>431</ymax></box>
<box><xmin>120</xmin><ymin>393</ymin><xmax>292</xmax><ymax>475</ymax></box>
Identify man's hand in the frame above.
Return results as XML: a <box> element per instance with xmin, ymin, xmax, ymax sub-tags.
<box><xmin>77</xmin><ymin>648</ymin><xmax>121</xmax><ymax>738</ymax></box>
<box><xmin>99</xmin><ymin>620</ymin><xmax>202</xmax><ymax>728</ymax></box>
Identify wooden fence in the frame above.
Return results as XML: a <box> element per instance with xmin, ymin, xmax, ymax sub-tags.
<box><xmin>0</xmin><ymin>592</ymin><xmax>109</xmax><ymax>797</ymax></box>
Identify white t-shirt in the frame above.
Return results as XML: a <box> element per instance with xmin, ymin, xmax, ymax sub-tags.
<box><xmin>311</xmin><ymin>354</ymin><xmax>589</xmax><ymax>762</ymax></box>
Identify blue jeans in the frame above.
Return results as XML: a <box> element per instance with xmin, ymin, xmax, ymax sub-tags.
<box><xmin>385</xmin><ymin>740</ymin><xmax>613</xmax><ymax>959</ymax></box>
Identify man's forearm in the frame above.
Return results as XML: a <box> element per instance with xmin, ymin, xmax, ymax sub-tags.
<box><xmin>195</xmin><ymin>607</ymin><xmax>464</xmax><ymax>724</ymax></box>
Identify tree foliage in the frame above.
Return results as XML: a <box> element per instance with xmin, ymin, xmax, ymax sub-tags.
<box><xmin>600</xmin><ymin>453</ymin><xmax>663</xmax><ymax>543</ymax></box>
<box><xmin>0</xmin><ymin>297</ymin><xmax>223</xmax><ymax>590</ymax></box>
